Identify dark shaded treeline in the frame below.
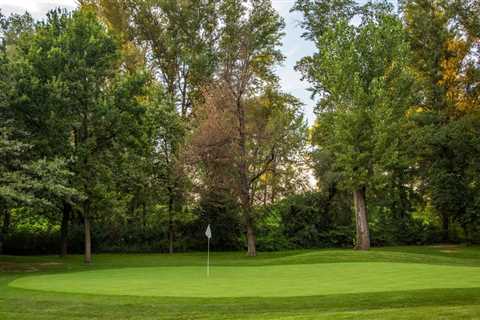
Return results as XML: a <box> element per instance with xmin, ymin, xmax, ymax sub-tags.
<box><xmin>1</xmin><ymin>0</ymin><xmax>479</xmax><ymax>258</ymax></box>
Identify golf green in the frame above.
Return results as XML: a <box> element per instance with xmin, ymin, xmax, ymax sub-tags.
<box><xmin>9</xmin><ymin>262</ymin><xmax>480</xmax><ymax>297</ymax></box>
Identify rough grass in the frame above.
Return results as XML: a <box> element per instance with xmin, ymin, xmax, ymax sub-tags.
<box><xmin>2</xmin><ymin>246</ymin><xmax>480</xmax><ymax>319</ymax></box>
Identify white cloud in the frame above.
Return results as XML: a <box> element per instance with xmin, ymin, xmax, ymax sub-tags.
<box><xmin>0</xmin><ymin>0</ymin><xmax>76</xmax><ymax>19</ymax></box>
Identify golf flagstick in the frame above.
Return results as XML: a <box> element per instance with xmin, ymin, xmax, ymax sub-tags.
<box><xmin>205</xmin><ymin>224</ymin><xmax>212</xmax><ymax>277</ymax></box>
<box><xmin>207</xmin><ymin>237</ymin><xmax>210</xmax><ymax>277</ymax></box>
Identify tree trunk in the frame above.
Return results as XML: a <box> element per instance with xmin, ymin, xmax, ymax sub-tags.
<box><xmin>270</xmin><ymin>160</ymin><xmax>277</xmax><ymax>204</ymax></box>
<box><xmin>168</xmin><ymin>223</ymin><xmax>174</xmax><ymax>254</ymax></box>
<box><xmin>236</xmin><ymin>97</ymin><xmax>257</xmax><ymax>257</ymax></box>
<box><xmin>0</xmin><ymin>208</ymin><xmax>10</xmax><ymax>255</ymax></box>
<box><xmin>263</xmin><ymin>183</ymin><xmax>268</xmax><ymax>206</ymax></box>
<box><xmin>84</xmin><ymin>216</ymin><xmax>92</xmax><ymax>264</ymax></box>
<box><xmin>1</xmin><ymin>209</ymin><xmax>11</xmax><ymax>254</ymax></box>
<box><xmin>463</xmin><ymin>223</ymin><xmax>471</xmax><ymax>244</ymax></box>
<box><xmin>323</xmin><ymin>183</ymin><xmax>337</xmax><ymax>216</ymax></box>
<box><xmin>2</xmin><ymin>209</ymin><xmax>10</xmax><ymax>235</ymax></box>
<box><xmin>168</xmin><ymin>195</ymin><xmax>174</xmax><ymax>254</ymax></box>
<box><xmin>60</xmin><ymin>201</ymin><xmax>71</xmax><ymax>257</ymax></box>
<box><xmin>83</xmin><ymin>200</ymin><xmax>92</xmax><ymax>264</ymax></box>
<box><xmin>142</xmin><ymin>201</ymin><xmax>147</xmax><ymax>232</ymax></box>
<box><xmin>246</xmin><ymin>221</ymin><xmax>256</xmax><ymax>257</ymax></box>
<box><xmin>442</xmin><ymin>213</ymin><xmax>449</xmax><ymax>243</ymax></box>
<box><xmin>353</xmin><ymin>187</ymin><xmax>370</xmax><ymax>250</ymax></box>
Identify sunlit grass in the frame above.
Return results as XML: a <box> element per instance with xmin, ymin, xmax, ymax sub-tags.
<box><xmin>2</xmin><ymin>246</ymin><xmax>480</xmax><ymax>319</ymax></box>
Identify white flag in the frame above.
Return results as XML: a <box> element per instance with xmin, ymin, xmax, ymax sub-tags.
<box><xmin>205</xmin><ymin>224</ymin><xmax>212</xmax><ymax>239</ymax></box>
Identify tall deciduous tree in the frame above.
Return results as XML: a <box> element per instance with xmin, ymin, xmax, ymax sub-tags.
<box><xmin>191</xmin><ymin>84</ymin><xmax>306</xmax><ymax>256</ymax></box>
<box><xmin>10</xmin><ymin>9</ymin><xmax>150</xmax><ymax>263</ymax></box>
<box><xmin>401</xmin><ymin>0</ymin><xmax>480</xmax><ymax>241</ymax></box>
<box><xmin>0</xmin><ymin>11</ymin><xmax>80</xmax><ymax>255</ymax></box>
<box><xmin>216</xmin><ymin>0</ymin><xmax>286</xmax><ymax>256</ymax></box>
<box><xmin>88</xmin><ymin>0</ymin><xmax>288</xmax><ymax>256</ymax></box>
<box><xmin>295</xmin><ymin>1</ymin><xmax>414</xmax><ymax>249</ymax></box>
<box><xmin>81</xmin><ymin>0</ymin><xmax>220</xmax><ymax>252</ymax></box>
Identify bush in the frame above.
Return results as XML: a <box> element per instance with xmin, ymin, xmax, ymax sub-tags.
<box><xmin>255</xmin><ymin>192</ymin><xmax>354</xmax><ymax>249</ymax></box>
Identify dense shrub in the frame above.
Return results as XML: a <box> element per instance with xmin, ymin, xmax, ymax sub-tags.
<box><xmin>3</xmin><ymin>190</ymin><xmax>478</xmax><ymax>255</ymax></box>
<box><xmin>255</xmin><ymin>192</ymin><xmax>355</xmax><ymax>249</ymax></box>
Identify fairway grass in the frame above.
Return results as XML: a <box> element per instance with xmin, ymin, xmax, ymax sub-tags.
<box><xmin>10</xmin><ymin>262</ymin><xmax>480</xmax><ymax>297</ymax></box>
<box><xmin>3</xmin><ymin>246</ymin><xmax>480</xmax><ymax>319</ymax></box>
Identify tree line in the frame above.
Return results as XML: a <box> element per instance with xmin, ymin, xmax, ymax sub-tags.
<box><xmin>0</xmin><ymin>0</ymin><xmax>479</xmax><ymax>261</ymax></box>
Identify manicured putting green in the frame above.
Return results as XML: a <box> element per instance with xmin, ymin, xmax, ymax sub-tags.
<box><xmin>10</xmin><ymin>262</ymin><xmax>480</xmax><ymax>298</ymax></box>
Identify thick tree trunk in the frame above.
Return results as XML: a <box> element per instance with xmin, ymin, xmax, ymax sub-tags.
<box><xmin>353</xmin><ymin>187</ymin><xmax>370</xmax><ymax>250</ymax></box>
<box><xmin>60</xmin><ymin>201</ymin><xmax>71</xmax><ymax>257</ymax></box>
<box><xmin>246</xmin><ymin>222</ymin><xmax>256</xmax><ymax>257</ymax></box>
<box><xmin>442</xmin><ymin>213</ymin><xmax>450</xmax><ymax>242</ymax></box>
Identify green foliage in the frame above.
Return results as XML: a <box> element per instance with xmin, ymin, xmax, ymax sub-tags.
<box><xmin>1</xmin><ymin>0</ymin><xmax>480</xmax><ymax>257</ymax></box>
<box><xmin>11</xmin><ymin>8</ymin><xmax>150</xmax><ymax>213</ymax></box>
<box><xmin>192</xmin><ymin>191</ymin><xmax>243</xmax><ymax>251</ymax></box>
<box><xmin>0</xmin><ymin>126</ymin><xmax>79</xmax><ymax>210</ymax></box>
<box><xmin>298</xmin><ymin>2</ymin><xmax>413</xmax><ymax>191</ymax></box>
<box><xmin>402</xmin><ymin>0</ymin><xmax>480</xmax><ymax>240</ymax></box>
<box><xmin>218</xmin><ymin>0</ymin><xmax>285</xmax><ymax>85</ymax></box>
<box><xmin>271</xmin><ymin>192</ymin><xmax>353</xmax><ymax>248</ymax></box>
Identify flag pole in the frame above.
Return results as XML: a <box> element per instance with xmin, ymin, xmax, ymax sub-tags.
<box><xmin>207</xmin><ymin>237</ymin><xmax>210</xmax><ymax>277</ymax></box>
<box><xmin>205</xmin><ymin>224</ymin><xmax>211</xmax><ymax>277</ymax></box>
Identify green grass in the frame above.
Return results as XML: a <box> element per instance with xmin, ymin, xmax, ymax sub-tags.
<box><xmin>10</xmin><ymin>262</ymin><xmax>480</xmax><ymax>298</ymax></box>
<box><xmin>2</xmin><ymin>246</ymin><xmax>480</xmax><ymax>319</ymax></box>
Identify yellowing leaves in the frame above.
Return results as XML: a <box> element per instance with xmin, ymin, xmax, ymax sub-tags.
<box><xmin>405</xmin><ymin>106</ymin><xmax>425</xmax><ymax>118</ymax></box>
<box><xmin>437</xmin><ymin>38</ymin><xmax>477</xmax><ymax>113</ymax></box>
<box><xmin>438</xmin><ymin>39</ymin><xmax>467</xmax><ymax>87</ymax></box>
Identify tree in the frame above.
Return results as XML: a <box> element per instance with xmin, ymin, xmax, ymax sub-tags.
<box><xmin>217</xmin><ymin>0</ymin><xmax>287</xmax><ymax>256</ymax></box>
<box><xmin>191</xmin><ymin>84</ymin><xmax>306</xmax><ymax>256</ymax></box>
<box><xmin>0</xmin><ymin>126</ymin><xmax>80</xmax><ymax>254</ymax></box>
<box><xmin>9</xmin><ymin>8</ymin><xmax>150</xmax><ymax>263</ymax></box>
<box><xmin>294</xmin><ymin>1</ymin><xmax>414</xmax><ymax>249</ymax></box>
<box><xmin>81</xmin><ymin>0</ymin><xmax>221</xmax><ymax>252</ymax></box>
<box><xmin>0</xmin><ymin>11</ymin><xmax>81</xmax><ymax>255</ymax></box>
<box><xmin>144</xmin><ymin>89</ymin><xmax>185</xmax><ymax>253</ymax></box>
<box><xmin>87</xmin><ymin>0</ymin><xmax>289</xmax><ymax>256</ymax></box>
<box><xmin>401</xmin><ymin>0</ymin><xmax>480</xmax><ymax>241</ymax></box>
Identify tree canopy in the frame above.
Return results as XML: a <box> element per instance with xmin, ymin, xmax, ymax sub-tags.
<box><xmin>0</xmin><ymin>0</ymin><xmax>479</xmax><ymax>258</ymax></box>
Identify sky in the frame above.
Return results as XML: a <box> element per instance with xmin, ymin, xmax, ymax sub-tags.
<box><xmin>0</xmin><ymin>0</ymin><xmax>318</xmax><ymax>123</ymax></box>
